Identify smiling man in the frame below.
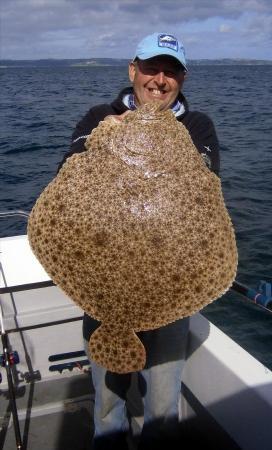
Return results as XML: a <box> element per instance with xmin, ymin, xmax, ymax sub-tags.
<box><xmin>61</xmin><ymin>32</ymin><xmax>219</xmax><ymax>177</ymax></box>
<box><xmin>58</xmin><ymin>32</ymin><xmax>220</xmax><ymax>450</ymax></box>
<box><xmin>129</xmin><ymin>33</ymin><xmax>187</xmax><ymax>111</ymax></box>
<box><xmin>129</xmin><ymin>55</ymin><xmax>185</xmax><ymax>109</ymax></box>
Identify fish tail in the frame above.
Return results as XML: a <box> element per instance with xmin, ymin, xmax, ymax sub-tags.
<box><xmin>89</xmin><ymin>324</ymin><xmax>146</xmax><ymax>373</ymax></box>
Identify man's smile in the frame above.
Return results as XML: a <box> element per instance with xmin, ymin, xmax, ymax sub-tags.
<box><xmin>148</xmin><ymin>88</ymin><xmax>167</xmax><ymax>97</ymax></box>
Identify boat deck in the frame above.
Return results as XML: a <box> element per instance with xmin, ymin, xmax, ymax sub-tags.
<box><xmin>0</xmin><ymin>373</ymin><xmax>239</xmax><ymax>450</ymax></box>
<box><xmin>0</xmin><ymin>373</ymin><xmax>93</xmax><ymax>450</ymax></box>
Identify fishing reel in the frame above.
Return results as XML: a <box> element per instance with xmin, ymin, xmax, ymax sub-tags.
<box><xmin>232</xmin><ymin>280</ymin><xmax>272</xmax><ymax>311</ymax></box>
<box><xmin>0</xmin><ymin>350</ymin><xmax>20</xmax><ymax>384</ymax></box>
<box><xmin>0</xmin><ymin>350</ymin><xmax>20</xmax><ymax>369</ymax></box>
<box><xmin>248</xmin><ymin>281</ymin><xmax>272</xmax><ymax>310</ymax></box>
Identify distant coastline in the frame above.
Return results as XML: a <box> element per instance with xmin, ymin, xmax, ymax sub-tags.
<box><xmin>1</xmin><ymin>57</ymin><xmax>272</xmax><ymax>68</ymax></box>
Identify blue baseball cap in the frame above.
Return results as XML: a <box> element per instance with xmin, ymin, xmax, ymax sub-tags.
<box><xmin>133</xmin><ymin>32</ymin><xmax>187</xmax><ymax>71</ymax></box>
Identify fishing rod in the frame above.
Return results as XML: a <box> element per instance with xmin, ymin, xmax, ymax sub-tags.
<box><xmin>0</xmin><ymin>300</ymin><xmax>23</xmax><ymax>450</ymax></box>
<box><xmin>231</xmin><ymin>280</ymin><xmax>272</xmax><ymax>312</ymax></box>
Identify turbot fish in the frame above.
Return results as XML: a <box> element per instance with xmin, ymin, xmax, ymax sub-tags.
<box><xmin>28</xmin><ymin>102</ymin><xmax>238</xmax><ymax>373</ymax></box>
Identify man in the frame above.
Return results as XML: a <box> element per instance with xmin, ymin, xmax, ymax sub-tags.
<box><xmin>59</xmin><ymin>33</ymin><xmax>219</xmax><ymax>449</ymax></box>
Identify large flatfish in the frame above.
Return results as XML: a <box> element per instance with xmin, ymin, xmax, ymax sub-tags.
<box><xmin>28</xmin><ymin>102</ymin><xmax>238</xmax><ymax>373</ymax></box>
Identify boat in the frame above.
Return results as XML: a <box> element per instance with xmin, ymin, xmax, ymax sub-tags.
<box><xmin>1</xmin><ymin>232</ymin><xmax>272</xmax><ymax>450</ymax></box>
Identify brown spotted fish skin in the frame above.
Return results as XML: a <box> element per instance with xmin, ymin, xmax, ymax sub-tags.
<box><xmin>28</xmin><ymin>102</ymin><xmax>238</xmax><ymax>373</ymax></box>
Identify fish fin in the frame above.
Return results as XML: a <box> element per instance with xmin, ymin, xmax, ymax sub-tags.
<box><xmin>89</xmin><ymin>324</ymin><xmax>146</xmax><ymax>373</ymax></box>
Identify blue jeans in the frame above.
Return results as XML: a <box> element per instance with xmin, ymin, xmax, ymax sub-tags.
<box><xmin>84</xmin><ymin>317</ymin><xmax>190</xmax><ymax>449</ymax></box>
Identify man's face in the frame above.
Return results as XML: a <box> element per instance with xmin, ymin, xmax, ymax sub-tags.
<box><xmin>129</xmin><ymin>55</ymin><xmax>186</xmax><ymax>111</ymax></box>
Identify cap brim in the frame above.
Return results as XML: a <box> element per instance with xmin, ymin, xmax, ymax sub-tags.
<box><xmin>134</xmin><ymin>50</ymin><xmax>187</xmax><ymax>71</ymax></box>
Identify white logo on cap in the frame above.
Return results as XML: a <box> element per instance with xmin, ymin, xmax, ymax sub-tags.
<box><xmin>158</xmin><ymin>34</ymin><xmax>178</xmax><ymax>52</ymax></box>
<box><xmin>160</xmin><ymin>36</ymin><xmax>175</xmax><ymax>42</ymax></box>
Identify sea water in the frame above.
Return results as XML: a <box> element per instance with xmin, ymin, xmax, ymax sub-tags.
<box><xmin>0</xmin><ymin>64</ymin><xmax>271</xmax><ymax>368</ymax></box>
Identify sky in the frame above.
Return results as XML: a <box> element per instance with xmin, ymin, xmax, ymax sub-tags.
<box><xmin>0</xmin><ymin>0</ymin><xmax>271</xmax><ymax>60</ymax></box>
